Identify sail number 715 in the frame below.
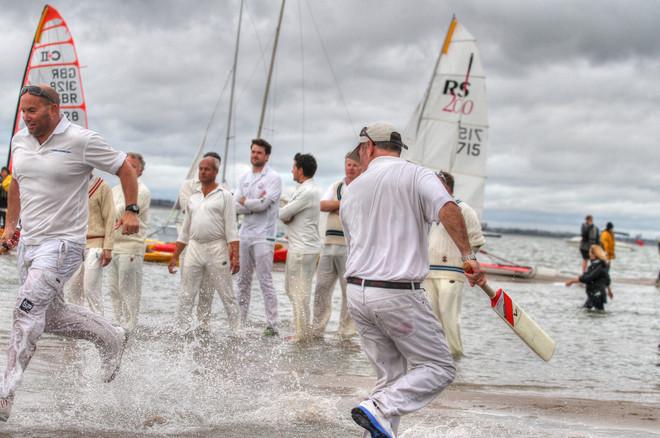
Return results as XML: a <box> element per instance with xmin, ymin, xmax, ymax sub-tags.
<box><xmin>457</xmin><ymin>127</ymin><xmax>482</xmax><ymax>156</ymax></box>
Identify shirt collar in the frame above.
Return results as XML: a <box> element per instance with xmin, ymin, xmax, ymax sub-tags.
<box><xmin>367</xmin><ymin>155</ymin><xmax>402</xmax><ymax>170</ymax></box>
<box><xmin>52</xmin><ymin>114</ymin><xmax>72</xmax><ymax>135</ymax></box>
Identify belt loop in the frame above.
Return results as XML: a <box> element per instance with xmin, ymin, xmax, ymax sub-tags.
<box><xmin>411</xmin><ymin>281</ymin><xmax>415</xmax><ymax>290</ymax></box>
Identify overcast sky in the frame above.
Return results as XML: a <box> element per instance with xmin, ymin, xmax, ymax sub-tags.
<box><xmin>1</xmin><ymin>0</ymin><xmax>658</xmax><ymax>236</ymax></box>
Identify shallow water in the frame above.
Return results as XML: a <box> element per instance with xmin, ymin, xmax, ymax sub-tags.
<box><xmin>0</xmin><ymin>224</ymin><xmax>659</xmax><ymax>436</ymax></box>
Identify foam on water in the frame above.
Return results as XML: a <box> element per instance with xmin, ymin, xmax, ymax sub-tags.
<box><xmin>0</xmin><ymin>212</ymin><xmax>658</xmax><ymax>435</ymax></box>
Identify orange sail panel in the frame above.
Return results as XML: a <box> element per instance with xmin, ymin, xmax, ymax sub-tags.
<box><xmin>8</xmin><ymin>5</ymin><xmax>87</xmax><ymax>168</ymax></box>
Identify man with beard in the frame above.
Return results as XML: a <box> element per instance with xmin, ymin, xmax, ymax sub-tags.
<box><xmin>234</xmin><ymin>139</ymin><xmax>282</xmax><ymax>336</ymax></box>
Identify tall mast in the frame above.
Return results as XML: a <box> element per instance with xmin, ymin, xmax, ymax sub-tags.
<box><xmin>222</xmin><ymin>0</ymin><xmax>244</xmax><ymax>182</ymax></box>
<box><xmin>256</xmin><ymin>0</ymin><xmax>286</xmax><ymax>139</ymax></box>
<box><xmin>7</xmin><ymin>5</ymin><xmax>49</xmax><ymax>169</ymax></box>
<box><xmin>414</xmin><ymin>14</ymin><xmax>456</xmax><ymax>137</ymax></box>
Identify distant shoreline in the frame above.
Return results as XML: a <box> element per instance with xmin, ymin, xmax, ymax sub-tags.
<box><xmin>148</xmin><ymin>199</ymin><xmax>657</xmax><ymax>245</ymax></box>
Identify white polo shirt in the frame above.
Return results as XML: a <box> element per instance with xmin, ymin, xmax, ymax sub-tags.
<box><xmin>178</xmin><ymin>186</ymin><xmax>239</xmax><ymax>244</ymax></box>
<box><xmin>279</xmin><ymin>178</ymin><xmax>322</xmax><ymax>254</ymax></box>
<box><xmin>340</xmin><ymin>156</ymin><xmax>453</xmax><ymax>282</ymax></box>
<box><xmin>10</xmin><ymin>116</ymin><xmax>126</xmax><ymax>246</ymax></box>
<box><xmin>234</xmin><ymin>165</ymin><xmax>282</xmax><ymax>239</ymax></box>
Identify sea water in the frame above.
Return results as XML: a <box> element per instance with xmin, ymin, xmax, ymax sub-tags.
<box><xmin>0</xmin><ymin>209</ymin><xmax>658</xmax><ymax>436</ymax></box>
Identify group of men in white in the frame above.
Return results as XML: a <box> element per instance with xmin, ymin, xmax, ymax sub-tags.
<box><xmin>2</xmin><ymin>84</ymin><xmax>487</xmax><ymax>438</ymax></box>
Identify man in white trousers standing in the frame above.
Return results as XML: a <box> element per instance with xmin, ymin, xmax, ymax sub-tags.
<box><xmin>279</xmin><ymin>153</ymin><xmax>322</xmax><ymax>342</ymax></box>
<box><xmin>64</xmin><ymin>174</ymin><xmax>115</xmax><ymax>315</ymax></box>
<box><xmin>235</xmin><ymin>139</ymin><xmax>282</xmax><ymax>336</ymax></box>
<box><xmin>425</xmin><ymin>171</ymin><xmax>485</xmax><ymax>358</ymax></box>
<box><xmin>0</xmin><ymin>85</ymin><xmax>139</xmax><ymax>422</ymax></box>
<box><xmin>177</xmin><ymin>151</ymin><xmax>224</xmax><ymax>332</ymax></box>
<box><xmin>341</xmin><ymin>123</ymin><xmax>485</xmax><ymax>437</ymax></box>
<box><xmin>168</xmin><ymin>156</ymin><xmax>241</xmax><ymax>333</ymax></box>
<box><xmin>108</xmin><ymin>152</ymin><xmax>150</xmax><ymax>332</ymax></box>
<box><xmin>311</xmin><ymin>153</ymin><xmax>361</xmax><ymax>340</ymax></box>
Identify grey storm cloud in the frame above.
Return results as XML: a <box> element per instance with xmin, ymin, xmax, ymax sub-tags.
<box><xmin>1</xmin><ymin>0</ymin><xmax>659</xmax><ymax>236</ymax></box>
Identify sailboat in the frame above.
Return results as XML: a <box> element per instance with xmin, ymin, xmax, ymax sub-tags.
<box><xmin>6</xmin><ymin>4</ymin><xmax>88</xmax><ymax>169</ymax></box>
<box><xmin>1</xmin><ymin>5</ymin><xmax>87</xmax><ymax>238</ymax></box>
<box><xmin>144</xmin><ymin>0</ymin><xmax>287</xmax><ymax>263</ymax></box>
<box><xmin>403</xmin><ymin>16</ymin><xmax>561</xmax><ymax>281</ymax></box>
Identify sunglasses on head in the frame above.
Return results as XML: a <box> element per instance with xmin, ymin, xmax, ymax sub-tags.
<box><xmin>359</xmin><ymin>126</ymin><xmax>377</xmax><ymax>145</ymax></box>
<box><xmin>20</xmin><ymin>85</ymin><xmax>57</xmax><ymax>104</ymax></box>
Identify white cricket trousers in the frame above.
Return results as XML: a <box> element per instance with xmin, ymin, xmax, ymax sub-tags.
<box><xmin>179</xmin><ymin>247</ymin><xmax>214</xmax><ymax>331</ymax></box>
<box><xmin>236</xmin><ymin>238</ymin><xmax>278</xmax><ymax>328</ymax></box>
<box><xmin>1</xmin><ymin>240</ymin><xmax>123</xmax><ymax>399</ymax></box>
<box><xmin>108</xmin><ymin>253</ymin><xmax>144</xmax><ymax>331</ymax></box>
<box><xmin>176</xmin><ymin>239</ymin><xmax>240</xmax><ymax>333</ymax></box>
<box><xmin>423</xmin><ymin>277</ymin><xmax>465</xmax><ymax>357</ymax></box>
<box><xmin>284</xmin><ymin>252</ymin><xmax>319</xmax><ymax>342</ymax></box>
<box><xmin>312</xmin><ymin>250</ymin><xmax>356</xmax><ymax>338</ymax></box>
<box><xmin>64</xmin><ymin>247</ymin><xmax>106</xmax><ymax>315</ymax></box>
<box><xmin>347</xmin><ymin>284</ymin><xmax>455</xmax><ymax>434</ymax></box>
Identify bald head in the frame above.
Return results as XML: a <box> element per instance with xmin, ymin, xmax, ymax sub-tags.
<box><xmin>20</xmin><ymin>84</ymin><xmax>61</xmax><ymax>143</ymax></box>
<box><xmin>22</xmin><ymin>84</ymin><xmax>60</xmax><ymax>105</ymax></box>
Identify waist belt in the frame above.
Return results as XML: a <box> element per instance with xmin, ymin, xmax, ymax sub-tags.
<box><xmin>429</xmin><ymin>265</ymin><xmax>464</xmax><ymax>273</ymax></box>
<box><xmin>325</xmin><ymin>229</ymin><xmax>344</xmax><ymax>237</ymax></box>
<box><xmin>347</xmin><ymin>277</ymin><xmax>421</xmax><ymax>290</ymax></box>
<box><xmin>86</xmin><ymin>235</ymin><xmax>105</xmax><ymax>240</ymax></box>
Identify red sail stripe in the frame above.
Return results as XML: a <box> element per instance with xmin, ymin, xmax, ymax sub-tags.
<box><xmin>34</xmin><ymin>39</ymin><xmax>74</xmax><ymax>49</ymax></box>
<box><xmin>40</xmin><ymin>23</ymin><xmax>66</xmax><ymax>32</ymax></box>
<box><xmin>27</xmin><ymin>61</ymin><xmax>79</xmax><ymax>69</ymax></box>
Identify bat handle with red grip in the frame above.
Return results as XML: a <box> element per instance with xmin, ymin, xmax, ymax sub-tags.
<box><xmin>463</xmin><ymin>261</ymin><xmax>496</xmax><ymax>298</ymax></box>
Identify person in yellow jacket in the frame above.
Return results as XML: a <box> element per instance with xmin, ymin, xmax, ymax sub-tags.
<box><xmin>600</xmin><ymin>222</ymin><xmax>615</xmax><ymax>300</ymax></box>
<box><xmin>600</xmin><ymin>222</ymin><xmax>615</xmax><ymax>261</ymax></box>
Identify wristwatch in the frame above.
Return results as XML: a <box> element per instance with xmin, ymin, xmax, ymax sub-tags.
<box><xmin>461</xmin><ymin>253</ymin><xmax>477</xmax><ymax>262</ymax></box>
<box><xmin>125</xmin><ymin>204</ymin><xmax>140</xmax><ymax>214</ymax></box>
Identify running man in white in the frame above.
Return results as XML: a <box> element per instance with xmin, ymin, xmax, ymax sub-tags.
<box><xmin>311</xmin><ymin>152</ymin><xmax>361</xmax><ymax>340</ymax></box>
<box><xmin>341</xmin><ymin>123</ymin><xmax>485</xmax><ymax>437</ymax></box>
<box><xmin>108</xmin><ymin>152</ymin><xmax>150</xmax><ymax>332</ymax></box>
<box><xmin>425</xmin><ymin>171</ymin><xmax>485</xmax><ymax>358</ymax></box>
<box><xmin>279</xmin><ymin>153</ymin><xmax>322</xmax><ymax>342</ymax></box>
<box><xmin>177</xmin><ymin>151</ymin><xmax>224</xmax><ymax>332</ymax></box>
<box><xmin>168</xmin><ymin>156</ymin><xmax>241</xmax><ymax>333</ymax></box>
<box><xmin>234</xmin><ymin>139</ymin><xmax>282</xmax><ymax>336</ymax></box>
<box><xmin>0</xmin><ymin>85</ymin><xmax>139</xmax><ymax>422</ymax></box>
<box><xmin>64</xmin><ymin>174</ymin><xmax>115</xmax><ymax>315</ymax></box>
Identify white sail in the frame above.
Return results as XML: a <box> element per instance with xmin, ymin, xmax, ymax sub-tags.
<box><xmin>403</xmin><ymin>17</ymin><xmax>488</xmax><ymax>218</ymax></box>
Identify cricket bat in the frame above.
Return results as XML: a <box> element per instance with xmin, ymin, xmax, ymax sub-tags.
<box><xmin>480</xmin><ymin>282</ymin><xmax>556</xmax><ymax>362</ymax></box>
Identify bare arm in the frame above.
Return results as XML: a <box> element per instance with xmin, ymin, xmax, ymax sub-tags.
<box><xmin>439</xmin><ymin>202</ymin><xmax>471</xmax><ymax>257</ymax></box>
<box><xmin>439</xmin><ymin>201</ymin><xmax>485</xmax><ymax>286</ymax></box>
<box><xmin>320</xmin><ymin>200</ymin><xmax>340</xmax><ymax>212</ymax></box>
<box><xmin>115</xmin><ymin>160</ymin><xmax>139</xmax><ymax>234</ymax></box>
<box><xmin>0</xmin><ymin>178</ymin><xmax>20</xmax><ymax>244</ymax></box>
<box><xmin>168</xmin><ymin>241</ymin><xmax>187</xmax><ymax>274</ymax></box>
<box><xmin>229</xmin><ymin>240</ymin><xmax>239</xmax><ymax>274</ymax></box>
